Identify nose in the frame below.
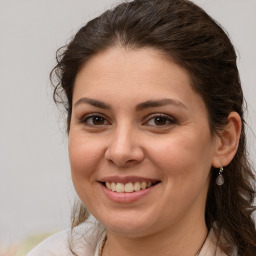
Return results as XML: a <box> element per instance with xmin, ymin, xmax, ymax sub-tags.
<box><xmin>105</xmin><ymin>125</ymin><xmax>144</xmax><ymax>167</ymax></box>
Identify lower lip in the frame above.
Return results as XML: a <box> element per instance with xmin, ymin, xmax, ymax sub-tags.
<box><xmin>100</xmin><ymin>183</ymin><xmax>159</xmax><ymax>203</ymax></box>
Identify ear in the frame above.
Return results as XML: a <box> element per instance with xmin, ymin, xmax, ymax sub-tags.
<box><xmin>211</xmin><ymin>112</ymin><xmax>242</xmax><ymax>168</ymax></box>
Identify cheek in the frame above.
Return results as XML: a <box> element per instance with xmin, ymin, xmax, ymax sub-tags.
<box><xmin>148</xmin><ymin>129</ymin><xmax>213</xmax><ymax>183</ymax></box>
<box><xmin>68</xmin><ymin>133</ymin><xmax>107</xmax><ymax>207</ymax></box>
<box><xmin>148</xmin><ymin>131</ymin><xmax>212</xmax><ymax>215</ymax></box>
<box><xmin>68</xmin><ymin>133</ymin><xmax>104</xmax><ymax>181</ymax></box>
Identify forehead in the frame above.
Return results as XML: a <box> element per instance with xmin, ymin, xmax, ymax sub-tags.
<box><xmin>73</xmin><ymin>46</ymin><xmax>206</xmax><ymax>114</ymax></box>
<box><xmin>76</xmin><ymin>47</ymin><xmax>190</xmax><ymax>79</ymax></box>
<box><xmin>75</xmin><ymin>47</ymin><xmax>191</xmax><ymax>93</ymax></box>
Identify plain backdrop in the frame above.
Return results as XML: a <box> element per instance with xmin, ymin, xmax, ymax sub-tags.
<box><xmin>0</xmin><ymin>0</ymin><xmax>255</xmax><ymax>247</ymax></box>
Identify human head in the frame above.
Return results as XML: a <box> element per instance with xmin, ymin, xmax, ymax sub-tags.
<box><xmin>54</xmin><ymin>0</ymin><xmax>244</xmax><ymax>133</ymax></box>
<box><xmin>51</xmin><ymin>0</ymin><xmax>255</xmax><ymax>254</ymax></box>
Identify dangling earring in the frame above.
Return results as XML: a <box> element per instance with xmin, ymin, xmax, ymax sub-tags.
<box><xmin>216</xmin><ymin>166</ymin><xmax>224</xmax><ymax>186</ymax></box>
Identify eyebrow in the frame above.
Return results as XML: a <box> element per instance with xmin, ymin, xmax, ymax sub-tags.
<box><xmin>74</xmin><ymin>97</ymin><xmax>111</xmax><ymax>109</ymax></box>
<box><xmin>74</xmin><ymin>97</ymin><xmax>187</xmax><ymax>111</ymax></box>
<box><xmin>135</xmin><ymin>99</ymin><xmax>187</xmax><ymax>111</ymax></box>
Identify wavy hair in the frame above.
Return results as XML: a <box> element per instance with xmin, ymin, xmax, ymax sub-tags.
<box><xmin>51</xmin><ymin>0</ymin><xmax>256</xmax><ymax>255</ymax></box>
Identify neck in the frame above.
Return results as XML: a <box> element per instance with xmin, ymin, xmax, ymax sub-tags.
<box><xmin>102</xmin><ymin>219</ymin><xmax>208</xmax><ymax>256</ymax></box>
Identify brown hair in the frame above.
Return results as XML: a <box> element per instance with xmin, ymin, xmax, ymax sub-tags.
<box><xmin>51</xmin><ymin>0</ymin><xmax>256</xmax><ymax>255</ymax></box>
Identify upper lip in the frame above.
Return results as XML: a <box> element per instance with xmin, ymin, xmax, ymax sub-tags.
<box><xmin>98</xmin><ymin>176</ymin><xmax>160</xmax><ymax>184</ymax></box>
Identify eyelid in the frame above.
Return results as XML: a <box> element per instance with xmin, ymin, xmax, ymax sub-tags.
<box><xmin>143</xmin><ymin>113</ymin><xmax>177</xmax><ymax>126</ymax></box>
<box><xmin>79</xmin><ymin>112</ymin><xmax>177</xmax><ymax>127</ymax></box>
<box><xmin>80</xmin><ymin>113</ymin><xmax>111</xmax><ymax>126</ymax></box>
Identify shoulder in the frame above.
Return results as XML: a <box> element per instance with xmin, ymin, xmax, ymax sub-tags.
<box><xmin>26</xmin><ymin>230</ymin><xmax>72</xmax><ymax>256</ymax></box>
<box><xmin>200</xmin><ymin>227</ymin><xmax>238</xmax><ymax>256</ymax></box>
<box><xmin>26</xmin><ymin>219</ymin><xmax>105</xmax><ymax>256</ymax></box>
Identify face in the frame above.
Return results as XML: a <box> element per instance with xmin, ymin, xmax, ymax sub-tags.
<box><xmin>69</xmin><ymin>47</ymin><xmax>218</xmax><ymax>238</ymax></box>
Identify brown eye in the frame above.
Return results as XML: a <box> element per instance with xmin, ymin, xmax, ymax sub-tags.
<box><xmin>154</xmin><ymin>117</ymin><xmax>168</xmax><ymax>126</ymax></box>
<box><xmin>82</xmin><ymin>115</ymin><xmax>110</xmax><ymax>126</ymax></box>
<box><xmin>145</xmin><ymin>114</ymin><xmax>176</xmax><ymax>127</ymax></box>
<box><xmin>91</xmin><ymin>116</ymin><xmax>105</xmax><ymax>125</ymax></box>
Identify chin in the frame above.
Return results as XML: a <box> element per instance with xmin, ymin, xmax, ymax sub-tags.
<box><xmin>94</xmin><ymin>210</ymin><xmax>161</xmax><ymax>237</ymax></box>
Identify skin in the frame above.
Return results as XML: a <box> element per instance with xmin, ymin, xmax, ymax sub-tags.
<box><xmin>68</xmin><ymin>47</ymin><xmax>241</xmax><ymax>256</ymax></box>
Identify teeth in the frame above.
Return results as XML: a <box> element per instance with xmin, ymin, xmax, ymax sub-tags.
<box><xmin>106</xmin><ymin>182</ymin><xmax>111</xmax><ymax>189</ymax></box>
<box><xmin>124</xmin><ymin>182</ymin><xmax>133</xmax><ymax>193</ymax></box>
<box><xmin>116</xmin><ymin>183</ymin><xmax>124</xmax><ymax>193</ymax></box>
<box><xmin>141</xmin><ymin>181</ymin><xmax>147</xmax><ymax>189</ymax></box>
<box><xmin>110</xmin><ymin>182</ymin><xmax>116</xmax><ymax>192</ymax></box>
<box><xmin>134</xmin><ymin>182</ymin><xmax>141</xmax><ymax>191</ymax></box>
<box><xmin>105</xmin><ymin>181</ymin><xmax>155</xmax><ymax>193</ymax></box>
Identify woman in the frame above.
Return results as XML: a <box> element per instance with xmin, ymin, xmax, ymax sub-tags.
<box><xmin>27</xmin><ymin>0</ymin><xmax>256</xmax><ymax>255</ymax></box>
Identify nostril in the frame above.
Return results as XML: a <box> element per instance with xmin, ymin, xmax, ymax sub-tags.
<box><xmin>106</xmin><ymin>158</ymin><xmax>138</xmax><ymax>167</ymax></box>
<box><xmin>104</xmin><ymin>139</ymin><xmax>145</xmax><ymax>167</ymax></box>
<box><xmin>126</xmin><ymin>159</ymin><xmax>137</xmax><ymax>164</ymax></box>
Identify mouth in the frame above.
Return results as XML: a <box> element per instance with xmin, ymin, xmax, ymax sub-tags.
<box><xmin>101</xmin><ymin>180</ymin><xmax>160</xmax><ymax>193</ymax></box>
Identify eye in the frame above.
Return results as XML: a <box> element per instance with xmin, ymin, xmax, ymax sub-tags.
<box><xmin>144</xmin><ymin>114</ymin><xmax>176</xmax><ymax>126</ymax></box>
<box><xmin>81</xmin><ymin>114</ymin><xmax>110</xmax><ymax>126</ymax></box>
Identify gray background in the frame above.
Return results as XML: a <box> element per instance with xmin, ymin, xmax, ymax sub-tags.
<box><xmin>0</xmin><ymin>0</ymin><xmax>255</xmax><ymax>246</ymax></box>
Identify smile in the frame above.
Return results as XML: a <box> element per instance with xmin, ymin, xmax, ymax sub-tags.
<box><xmin>99</xmin><ymin>177</ymin><xmax>161</xmax><ymax>203</ymax></box>
<box><xmin>104</xmin><ymin>181</ymin><xmax>158</xmax><ymax>193</ymax></box>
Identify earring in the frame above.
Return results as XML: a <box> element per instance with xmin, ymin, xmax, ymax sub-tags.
<box><xmin>216</xmin><ymin>166</ymin><xmax>224</xmax><ymax>186</ymax></box>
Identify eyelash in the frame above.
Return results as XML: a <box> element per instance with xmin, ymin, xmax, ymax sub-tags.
<box><xmin>80</xmin><ymin>113</ymin><xmax>110</xmax><ymax>127</ymax></box>
<box><xmin>143</xmin><ymin>114</ymin><xmax>177</xmax><ymax>127</ymax></box>
<box><xmin>80</xmin><ymin>113</ymin><xmax>177</xmax><ymax>127</ymax></box>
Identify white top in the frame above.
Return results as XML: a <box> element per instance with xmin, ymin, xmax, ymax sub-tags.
<box><xmin>26</xmin><ymin>218</ymin><xmax>105</xmax><ymax>256</ymax></box>
<box><xmin>27</xmin><ymin>221</ymin><xmax>236</xmax><ymax>256</ymax></box>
